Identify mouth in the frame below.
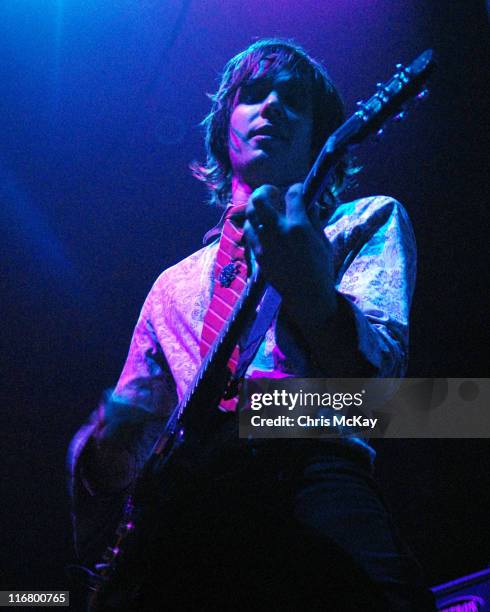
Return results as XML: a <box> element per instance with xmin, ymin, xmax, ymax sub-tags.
<box><xmin>250</xmin><ymin>124</ymin><xmax>286</xmax><ymax>141</ymax></box>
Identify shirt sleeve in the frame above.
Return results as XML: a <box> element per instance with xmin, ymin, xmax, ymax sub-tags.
<box><xmin>330</xmin><ymin>196</ymin><xmax>417</xmax><ymax>377</ymax></box>
<box><xmin>112</xmin><ymin>287</ymin><xmax>178</xmax><ymax>416</ymax></box>
<box><xmin>68</xmin><ymin>286</ymin><xmax>177</xmax><ymax>497</ymax></box>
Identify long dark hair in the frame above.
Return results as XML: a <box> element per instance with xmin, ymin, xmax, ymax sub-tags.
<box><xmin>191</xmin><ymin>38</ymin><xmax>358</xmax><ymax>209</ymax></box>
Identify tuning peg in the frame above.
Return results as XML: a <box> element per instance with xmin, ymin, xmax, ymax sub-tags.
<box><xmin>394</xmin><ymin>111</ymin><xmax>406</xmax><ymax>122</ymax></box>
<box><xmin>417</xmin><ymin>88</ymin><xmax>429</xmax><ymax>100</ymax></box>
<box><xmin>355</xmin><ymin>100</ymin><xmax>367</xmax><ymax>120</ymax></box>
<box><xmin>396</xmin><ymin>63</ymin><xmax>403</xmax><ymax>70</ymax></box>
<box><xmin>375</xmin><ymin>127</ymin><xmax>385</xmax><ymax>140</ymax></box>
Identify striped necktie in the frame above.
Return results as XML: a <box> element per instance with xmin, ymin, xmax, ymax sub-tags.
<box><xmin>200</xmin><ymin>203</ymin><xmax>248</xmax><ymax>411</ymax></box>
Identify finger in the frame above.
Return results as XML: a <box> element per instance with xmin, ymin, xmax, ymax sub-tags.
<box><xmin>243</xmin><ymin>219</ymin><xmax>261</xmax><ymax>256</ymax></box>
<box><xmin>246</xmin><ymin>184</ymin><xmax>281</xmax><ymax>234</ymax></box>
<box><xmin>285</xmin><ymin>183</ymin><xmax>324</xmax><ymax>230</ymax></box>
<box><xmin>285</xmin><ymin>183</ymin><xmax>308</xmax><ymax>224</ymax></box>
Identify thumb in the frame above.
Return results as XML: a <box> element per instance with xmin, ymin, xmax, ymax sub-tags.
<box><xmin>285</xmin><ymin>183</ymin><xmax>307</xmax><ymax>224</ymax></box>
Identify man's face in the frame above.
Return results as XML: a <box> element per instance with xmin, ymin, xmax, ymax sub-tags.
<box><xmin>228</xmin><ymin>68</ymin><xmax>313</xmax><ymax>190</ymax></box>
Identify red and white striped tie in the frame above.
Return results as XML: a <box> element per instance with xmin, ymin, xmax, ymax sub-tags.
<box><xmin>200</xmin><ymin>203</ymin><xmax>248</xmax><ymax>411</ymax></box>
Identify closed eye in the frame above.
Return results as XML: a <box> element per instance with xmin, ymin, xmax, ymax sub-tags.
<box><xmin>238</xmin><ymin>80</ymin><xmax>271</xmax><ymax>104</ymax></box>
<box><xmin>280</xmin><ymin>83</ymin><xmax>306</xmax><ymax>111</ymax></box>
<box><xmin>237</xmin><ymin>78</ymin><xmax>308</xmax><ymax>112</ymax></box>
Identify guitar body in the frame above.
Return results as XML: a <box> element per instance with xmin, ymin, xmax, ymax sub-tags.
<box><xmin>87</xmin><ymin>411</ymin><xmax>240</xmax><ymax>611</ymax></box>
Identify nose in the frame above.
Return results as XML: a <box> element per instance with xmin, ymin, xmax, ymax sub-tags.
<box><xmin>259</xmin><ymin>90</ymin><xmax>285</xmax><ymax>120</ymax></box>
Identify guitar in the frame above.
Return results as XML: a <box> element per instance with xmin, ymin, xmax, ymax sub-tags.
<box><xmin>85</xmin><ymin>49</ymin><xmax>435</xmax><ymax>609</ymax></box>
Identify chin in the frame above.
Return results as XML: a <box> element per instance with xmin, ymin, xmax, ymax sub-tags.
<box><xmin>241</xmin><ymin>154</ymin><xmax>298</xmax><ymax>187</ymax></box>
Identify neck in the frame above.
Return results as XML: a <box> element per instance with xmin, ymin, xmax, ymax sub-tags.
<box><xmin>230</xmin><ymin>178</ymin><xmax>253</xmax><ymax>207</ymax></box>
<box><xmin>230</xmin><ymin>176</ymin><xmax>293</xmax><ymax>210</ymax></box>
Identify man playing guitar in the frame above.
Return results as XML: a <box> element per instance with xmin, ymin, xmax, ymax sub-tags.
<box><xmin>68</xmin><ymin>38</ymin><xmax>436</xmax><ymax>610</ymax></box>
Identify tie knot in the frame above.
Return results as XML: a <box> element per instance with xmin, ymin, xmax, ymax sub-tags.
<box><xmin>224</xmin><ymin>202</ymin><xmax>248</xmax><ymax>227</ymax></box>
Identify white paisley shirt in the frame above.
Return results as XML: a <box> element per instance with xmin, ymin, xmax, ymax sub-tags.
<box><xmin>112</xmin><ymin>195</ymin><xmax>416</xmax><ymax>415</ymax></box>
<box><xmin>68</xmin><ymin>194</ymin><xmax>416</xmax><ymax>499</ymax></box>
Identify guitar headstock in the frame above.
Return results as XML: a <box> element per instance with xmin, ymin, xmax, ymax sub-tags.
<box><xmin>303</xmin><ymin>50</ymin><xmax>435</xmax><ymax>206</ymax></box>
<box><xmin>331</xmin><ymin>49</ymin><xmax>436</xmax><ymax>148</ymax></box>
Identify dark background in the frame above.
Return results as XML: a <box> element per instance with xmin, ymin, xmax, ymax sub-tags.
<box><xmin>1</xmin><ymin>0</ymin><xmax>489</xmax><ymax>601</ymax></box>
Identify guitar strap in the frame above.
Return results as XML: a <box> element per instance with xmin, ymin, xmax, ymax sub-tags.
<box><xmin>232</xmin><ymin>283</ymin><xmax>282</xmax><ymax>385</ymax></box>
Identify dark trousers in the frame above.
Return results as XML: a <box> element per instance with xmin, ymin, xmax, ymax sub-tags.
<box><xmin>125</xmin><ymin>432</ymin><xmax>436</xmax><ymax>611</ymax></box>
